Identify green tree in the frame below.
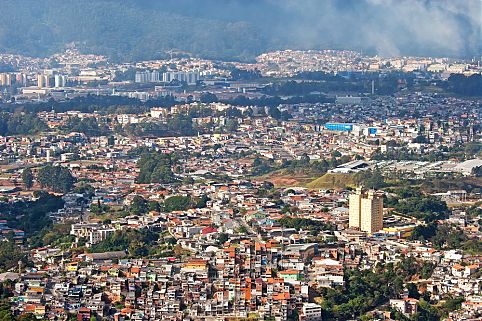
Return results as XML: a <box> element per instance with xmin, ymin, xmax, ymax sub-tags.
<box><xmin>21</xmin><ymin>168</ymin><xmax>34</xmax><ymax>190</ymax></box>
<box><xmin>318</xmin><ymin>257</ymin><xmax>436</xmax><ymax>320</ymax></box>
<box><xmin>63</xmin><ymin>116</ymin><xmax>109</xmax><ymax>136</ymax></box>
<box><xmin>225</xmin><ymin>119</ymin><xmax>238</xmax><ymax>132</ymax></box>
<box><xmin>216</xmin><ymin>233</ymin><xmax>229</xmax><ymax>245</ymax></box>
<box><xmin>464</xmin><ymin>142</ymin><xmax>482</xmax><ymax>156</ymax></box>
<box><xmin>37</xmin><ymin>165</ymin><xmax>75</xmax><ymax>193</ymax></box>
<box><xmin>136</xmin><ymin>152</ymin><xmax>176</xmax><ymax>184</ymax></box>
<box><xmin>147</xmin><ymin>201</ymin><xmax>161</xmax><ymax>212</ymax></box>
<box><xmin>0</xmin><ymin>191</ymin><xmax>64</xmax><ymax>238</ymax></box>
<box><xmin>199</xmin><ymin>92</ymin><xmax>218</xmax><ymax>103</ymax></box>
<box><xmin>238</xmin><ymin>226</ymin><xmax>249</xmax><ymax>234</ymax></box>
<box><xmin>267</xmin><ymin>106</ymin><xmax>282</xmax><ymax>119</ymax></box>
<box><xmin>388</xmin><ymin>188</ymin><xmax>448</xmax><ymax>223</ymax></box>
<box><xmin>415</xmin><ymin>299</ymin><xmax>442</xmax><ymax>321</ymax></box>
<box><xmin>128</xmin><ymin>240</ymin><xmax>148</xmax><ymax>257</ymax></box>
<box><xmin>355</xmin><ymin>169</ymin><xmax>385</xmax><ymax>189</ymax></box>
<box><xmin>89</xmin><ymin>229</ymin><xmax>159</xmax><ymax>256</ymax></box>
<box><xmin>182</xmin><ymin>176</ymin><xmax>195</xmax><ymax>185</ymax></box>
<box><xmin>0</xmin><ymin>112</ymin><xmax>47</xmax><ymax>136</ymax></box>
<box><xmin>473</xmin><ymin>166</ymin><xmax>482</xmax><ymax>177</ymax></box>
<box><xmin>0</xmin><ymin>302</ymin><xmax>14</xmax><ymax>321</ymax></box>
<box><xmin>0</xmin><ymin>241</ymin><xmax>24</xmax><ymax>272</ymax></box>
<box><xmin>163</xmin><ymin>195</ymin><xmax>192</xmax><ymax>212</ymax></box>
<box><xmin>130</xmin><ymin>196</ymin><xmax>148</xmax><ymax>215</ymax></box>
<box><xmin>17</xmin><ymin>313</ymin><xmax>38</xmax><ymax>321</ymax></box>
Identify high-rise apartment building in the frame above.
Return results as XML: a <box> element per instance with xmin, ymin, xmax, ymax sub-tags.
<box><xmin>0</xmin><ymin>74</ymin><xmax>7</xmax><ymax>86</ymax></box>
<box><xmin>150</xmin><ymin>70</ymin><xmax>160</xmax><ymax>82</ymax></box>
<box><xmin>1</xmin><ymin>74</ymin><xmax>13</xmax><ymax>86</ymax></box>
<box><xmin>37</xmin><ymin>74</ymin><xmax>45</xmax><ymax>88</ymax></box>
<box><xmin>349</xmin><ymin>187</ymin><xmax>383</xmax><ymax>233</ymax></box>
<box><xmin>54</xmin><ymin>75</ymin><xmax>67</xmax><ymax>88</ymax></box>
<box><xmin>135</xmin><ymin>71</ymin><xmax>150</xmax><ymax>83</ymax></box>
<box><xmin>15</xmin><ymin>73</ymin><xmax>27</xmax><ymax>86</ymax></box>
<box><xmin>132</xmin><ymin>70</ymin><xmax>202</xmax><ymax>85</ymax></box>
<box><xmin>44</xmin><ymin>75</ymin><xmax>51</xmax><ymax>88</ymax></box>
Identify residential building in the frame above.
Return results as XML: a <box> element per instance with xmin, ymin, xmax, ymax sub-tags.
<box><xmin>349</xmin><ymin>187</ymin><xmax>383</xmax><ymax>233</ymax></box>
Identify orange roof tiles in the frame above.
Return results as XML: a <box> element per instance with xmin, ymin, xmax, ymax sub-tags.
<box><xmin>452</xmin><ymin>264</ymin><xmax>464</xmax><ymax>271</ymax></box>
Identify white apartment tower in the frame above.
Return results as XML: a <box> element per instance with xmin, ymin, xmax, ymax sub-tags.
<box><xmin>349</xmin><ymin>187</ymin><xmax>384</xmax><ymax>233</ymax></box>
<box><xmin>54</xmin><ymin>75</ymin><xmax>67</xmax><ymax>88</ymax></box>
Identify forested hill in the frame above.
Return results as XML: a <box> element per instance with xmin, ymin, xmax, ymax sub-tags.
<box><xmin>0</xmin><ymin>0</ymin><xmax>268</xmax><ymax>62</ymax></box>
<box><xmin>0</xmin><ymin>0</ymin><xmax>479</xmax><ymax>62</ymax></box>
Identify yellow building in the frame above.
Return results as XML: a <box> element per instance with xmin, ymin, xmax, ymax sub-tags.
<box><xmin>37</xmin><ymin>74</ymin><xmax>45</xmax><ymax>88</ymax></box>
<box><xmin>0</xmin><ymin>73</ymin><xmax>12</xmax><ymax>86</ymax></box>
<box><xmin>349</xmin><ymin>189</ymin><xmax>362</xmax><ymax>228</ymax></box>
<box><xmin>66</xmin><ymin>262</ymin><xmax>79</xmax><ymax>272</ymax></box>
<box><xmin>182</xmin><ymin>259</ymin><xmax>208</xmax><ymax>271</ymax></box>
<box><xmin>349</xmin><ymin>187</ymin><xmax>383</xmax><ymax>233</ymax></box>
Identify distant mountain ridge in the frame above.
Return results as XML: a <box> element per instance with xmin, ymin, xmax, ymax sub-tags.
<box><xmin>0</xmin><ymin>0</ymin><xmax>479</xmax><ymax>62</ymax></box>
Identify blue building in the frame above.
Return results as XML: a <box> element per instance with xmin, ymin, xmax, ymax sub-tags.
<box><xmin>324</xmin><ymin>123</ymin><xmax>353</xmax><ymax>132</ymax></box>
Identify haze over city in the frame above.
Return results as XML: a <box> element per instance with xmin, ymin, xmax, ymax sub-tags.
<box><xmin>0</xmin><ymin>0</ymin><xmax>481</xmax><ymax>61</ymax></box>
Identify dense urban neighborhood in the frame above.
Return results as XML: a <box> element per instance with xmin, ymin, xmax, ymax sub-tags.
<box><xmin>0</xmin><ymin>47</ymin><xmax>480</xmax><ymax>321</ymax></box>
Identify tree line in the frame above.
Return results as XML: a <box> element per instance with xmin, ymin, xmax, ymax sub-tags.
<box><xmin>136</xmin><ymin>152</ymin><xmax>177</xmax><ymax>184</ymax></box>
<box><xmin>318</xmin><ymin>256</ymin><xmax>444</xmax><ymax>320</ymax></box>
<box><xmin>0</xmin><ymin>190</ymin><xmax>65</xmax><ymax>236</ymax></box>
<box><xmin>35</xmin><ymin>165</ymin><xmax>76</xmax><ymax>193</ymax></box>
<box><xmin>0</xmin><ymin>112</ymin><xmax>47</xmax><ymax>136</ymax></box>
<box><xmin>445</xmin><ymin>74</ymin><xmax>482</xmax><ymax>97</ymax></box>
<box><xmin>385</xmin><ymin>187</ymin><xmax>449</xmax><ymax>223</ymax></box>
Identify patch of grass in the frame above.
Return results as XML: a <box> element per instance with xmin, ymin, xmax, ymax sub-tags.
<box><xmin>306</xmin><ymin>173</ymin><xmax>356</xmax><ymax>189</ymax></box>
<box><xmin>256</xmin><ymin>169</ymin><xmax>317</xmax><ymax>187</ymax></box>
